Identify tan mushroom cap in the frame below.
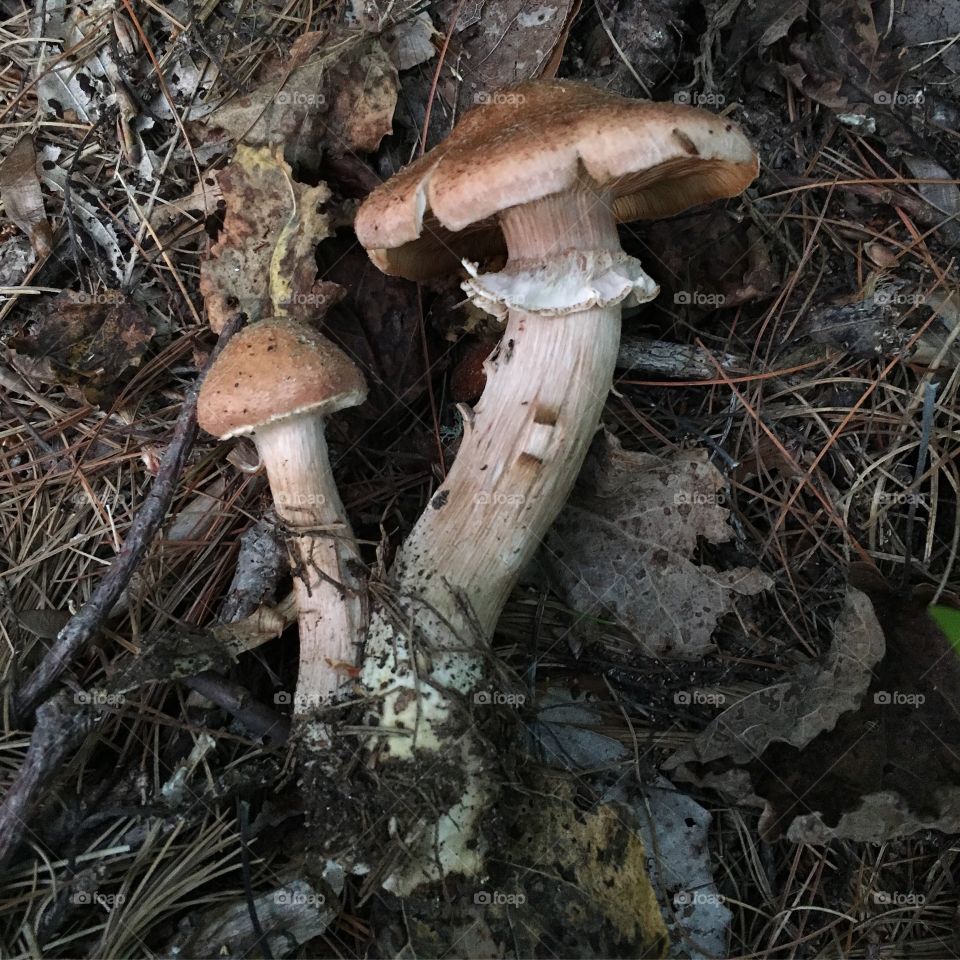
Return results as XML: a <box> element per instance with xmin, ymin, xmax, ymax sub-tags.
<box><xmin>198</xmin><ymin>317</ymin><xmax>367</xmax><ymax>440</ymax></box>
<box><xmin>355</xmin><ymin>79</ymin><xmax>759</xmax><ymax>280</ymax></box>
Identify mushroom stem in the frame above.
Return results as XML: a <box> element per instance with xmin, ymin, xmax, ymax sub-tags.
<box><xmin>397</xmin><ymin>304</ymin><xmax>619</xmax><ymax>635</ymax></box>
<box><xmin>254</xmin><ymin>418</ymin><xmax>362</xmax><ymax>711</ymax></box>
<box><xmin>360</xmin><ymin>186</ymin><xmax>639</xmax><ymax>890</ymax></box>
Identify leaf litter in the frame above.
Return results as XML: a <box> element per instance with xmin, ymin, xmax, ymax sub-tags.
<box><xmin>666</xmin><ymin>565</ymin><xmax>960</xmax><ymax>843</ymax></box>
<box><xmin>5</xmin><ymin>0</ymin><xmax>960</xmax><ymax>956</ymax></box>
<box><xmin>544</xmin><ymin>431</ymin><xmax>771</xmax><ymax>658</ymax></box>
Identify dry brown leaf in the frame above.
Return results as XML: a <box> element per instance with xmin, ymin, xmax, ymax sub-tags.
<box><xmin>200</xmin><ymin>32</ymin><xmax>397</xmax><ymax>156</ymax></box>
<box><xmin>9</xmin><ymin>291</ymin><xmax>155</xmax><ymax>403</ymax></box>
<box><xmin>382</xmin><ymin>12</ymin><xmax>437</xmax><ymax>71</ymax></box>
<box><xmin>543</xmin><ymin>432</ymin><xmax>770</xmax><ymax>658</ymax></box>
<box><xmin>199</xmin><ymin>145</ymin><xmax>339</xmax><ymax>332</ymax></box>
<box><xmin>665</xmin><ymin>568</ymin><xmax>960</xmax><ymax>843</ymax></box>
<box><xmin>324</xmin><ymin>41</ymin><xmax>398</xmax><ymax>154</ymax></box>
<box><xmin>774</xmin><ymin>0</ymin><xmax>888</xmax><ymax>110</ymax></box>
<box><xmin>0</xmin><ymin>136</ymin><xmax>53</xmax><ymax>259</ymax></box>
<box><xmin>199</xmin><ymin>31</ymin><xmax>329</xmax><ymax>148</ymax></box>
<box><xmin>665</xmin><ymin>587</ymin><xmax>882</xmax><ymax>773</ymax></box>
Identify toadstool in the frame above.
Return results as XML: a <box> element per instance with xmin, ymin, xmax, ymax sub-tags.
<box><xmin>197</xmin><ymin>317</ymin><xmax>367</xmax><ymax>718</ymax></box>
<box><xmin>350</xmin><ymin>79</ymin><xmax>758</xmax><ymax>890</ymax></box>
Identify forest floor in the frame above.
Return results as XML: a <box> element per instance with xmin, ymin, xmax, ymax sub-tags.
<box><xmin>2</xmin><ymin>0</ymin><xmax>960</xmax><ymax>957</ymax></box>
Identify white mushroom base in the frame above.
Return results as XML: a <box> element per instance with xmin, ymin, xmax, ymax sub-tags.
<box><xmin>360</xmin><ymin>296</ymin><xmax>633</xmax><ymax>894</ymax></box>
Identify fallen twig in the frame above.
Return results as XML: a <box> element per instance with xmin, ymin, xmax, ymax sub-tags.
<box><xmin>14</xmin><ymin>315</ymin><xmax>245</xmax><ymax>721</ymax></box>
<box><xmin>0</xmin><ymin>692</ymin><xmax>92</xmax><ymax>869</ymax></box>
<box><xmin>184</xmin><ymin>672</ymin><xmax>290</xmax><ymax>745</ymax></box>
<box><xmin>616</xmin><ymin>336</ymin><xmax>748</xmax><ymax>379</ymax></box>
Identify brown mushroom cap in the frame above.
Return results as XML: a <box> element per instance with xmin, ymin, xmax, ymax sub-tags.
<box><xmin>355</xmin><ymin>79</ymin><xmax>759</xmax><ymax>280</ymax></box>
<box><xmin>198</xmin><ymin>317</ymin><xmax>367</xmax><ymax>440</ymax></box>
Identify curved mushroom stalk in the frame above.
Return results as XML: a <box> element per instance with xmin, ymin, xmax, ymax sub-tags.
<box><xmin>359</xmin><ymin>189</ymin><xmax>657</xmax><ymax>893</ymax></box>
<box><xmin>346</xmin><ymin>79</ymin><xmax>758</xmax><ymax>892</ymax></box>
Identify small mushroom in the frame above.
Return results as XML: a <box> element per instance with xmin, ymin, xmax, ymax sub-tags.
<box><xmin>352</xmin><ymin>79</ymin><xmax>758</xmax><ymax>890</ymax></box>
<box><xmin>197</xmin><ymin>317</ymin><xmax>366</xmax><ymax>716</ymax></box>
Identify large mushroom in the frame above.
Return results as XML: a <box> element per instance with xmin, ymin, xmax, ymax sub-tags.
<box><xmin>350</xmin><ymin>79</ymin><xmax>758</xmax><ymax>890</ymax></box>
<box><xmin>197</xmin><ymin>317</ymin><xmax>366</xmax><ymax>721</ymax></box>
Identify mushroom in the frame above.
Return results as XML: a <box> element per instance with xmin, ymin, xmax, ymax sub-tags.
<box><xmin>350</xmin><ymin>80</ymin><xmax>758</xmax><ymax>890</ymax></box>
<box><xmin>197</xmin><ymin>317</ymin><xmax>367</xmax><ymax>718</ymax></box>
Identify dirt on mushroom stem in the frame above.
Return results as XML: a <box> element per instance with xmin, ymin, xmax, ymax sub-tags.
<box><xmin>313</xmin><ymin>184</ymin><xmax>634</xmax><ymax>893</ymax></box>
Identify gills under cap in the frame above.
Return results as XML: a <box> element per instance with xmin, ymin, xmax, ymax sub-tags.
<box><xmin>198</xmin><ymin>317</ymin><xmax>367</xmax><ymax>440</ymax></box>
<box><xmin>355</xmin><ymin>79</ymin><xmax>759</xmax><ymax>280</ymax></box>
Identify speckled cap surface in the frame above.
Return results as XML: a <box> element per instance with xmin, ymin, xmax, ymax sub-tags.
<box><xmin>354</xmin><ymin>79</ymin><xmax>759</xmax><ymax>279</ymax></box>
<box><xmin>198</xmin><ymin>317</ymin><xmax>367</xmax><ymax>439</ymax></box>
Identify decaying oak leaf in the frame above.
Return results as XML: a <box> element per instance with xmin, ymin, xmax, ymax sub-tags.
<box><xmin>434</xmin><ymin>0</ymin><xmax>579</xmax><ymax>117</ymax></box>
<box><xmin>200</xmin><ymin>32</ymin><xmax>396</xmax><ymax>156</ymax></box>
<box><xmin>772</xmin><ymin>0</ymin><xmax>890</xmax><ymax>111</ymax></box>
<box><xmin>0</xmin><ymin>136</ymin><xmax>53</xmax><ymax>259</ymax></box>
<box><xmin>543</xmin><ymin>433</ymin><xmax>770</xmax><ymax>658</ymax></box>
<box><xmin>493</xmin><ymin>772</ymin><xmax>668</xmax><ymax>957</ymax></box>
<box><xmin>199</xmin><ymin>144</ymin><xmax>340</xmax><ymax>332</ymax></box>
<box><xmin>199</xmin><ymin>31</ymin><xmax>328</xmax><ymax>147</ymax></box>
<box><xmin>666</xmin><ymin>567</ymin><xmax>960</xmax><ymax>843</ymax></box>
<box><xmin>665</xmin><ymin>586</ymin><xmax>882</xmax><ymax>773</ymax></box>
<box><xmin>382</xmin><ymin>12</ymin><xmax>437</xmax><ymax>71</ymax></box>
<box><xmin>8</xmin><ymin>290</ymin><xmax>155</xmax><ymax>403</ymax></box>
<box><xmin>388</xmin><ymin>770</ymin><xmax>668</xmax><ymax>959</ymax></box>
<box><xmin>323</xmin><ymin>41</ymin><xmax>398</xmax><ymax>154</ymax></box>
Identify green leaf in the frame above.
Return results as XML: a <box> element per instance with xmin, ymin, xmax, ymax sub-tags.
<box><xmin>928</xmin><ymin>604</ymin><xmax>960</xmax><ymax>651</ymax></box>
